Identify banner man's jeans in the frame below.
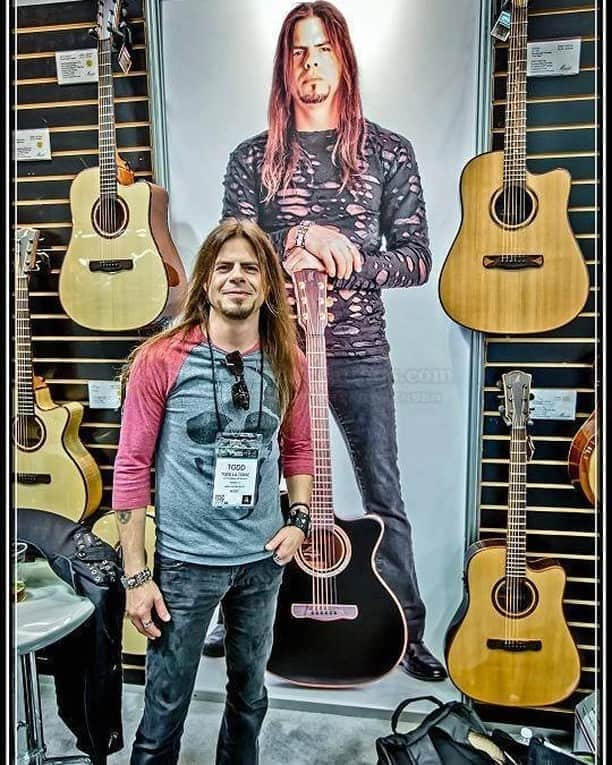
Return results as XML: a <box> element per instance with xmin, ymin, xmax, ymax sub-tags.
<box><xmin>327</xmin><ymin>354</ymin><xmax>426</xmax><ymax>642</ymax></box>
<box><xmin>131</xmin><ymin>553</ymin><xmax>283</xmax><ymax>765</ymax></box>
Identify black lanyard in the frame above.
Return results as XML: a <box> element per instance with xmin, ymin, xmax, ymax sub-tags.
<box><xmin>206</xmin><ymin>334</ymin><xmax>264</xmax><ymax>433</ymax></box>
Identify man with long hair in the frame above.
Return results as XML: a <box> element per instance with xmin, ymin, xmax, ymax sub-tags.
<box><xmin>217</xmin><ymin>1</ymin><xmax>446</xmax><ymax>682</ymax></box>
<box><xmin>112</xmin><ymin>218</ymin><xmax>313</xmax><ymax>764</ymax></box>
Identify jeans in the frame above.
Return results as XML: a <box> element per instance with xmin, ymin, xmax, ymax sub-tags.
<box><xmin>131</xmin><ymin>553</ymin><xmax>284</xmax><ymax>765</ymax></box>
<box><xmin>327</xmin><ymin>354</ymin><xmax>426</xmax><ymax>642</ymax></box>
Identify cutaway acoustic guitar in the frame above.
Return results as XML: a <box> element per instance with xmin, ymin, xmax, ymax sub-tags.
<box><xmin>445</xmin><ymin>370</ymin><xmax>580</xmax><ymax>707</ymax></box>
<box><xmin>14</xmin><ymin>227</ymin><xmax>102</xmax><ymax>522</ymax></box>
<box><xmin>267</xmin><ymin>269</ymin><xmax>407</xmax><ymax>687</ymax></box>
<box><xmin>58</xmin><ymin>0</ymin><xmax>187</xmax><ymax>331</ymax></box>
<box><xmin>439</xmin><ymin>0</ymin><xmax>589</xmax><ymax>334</ymax></box>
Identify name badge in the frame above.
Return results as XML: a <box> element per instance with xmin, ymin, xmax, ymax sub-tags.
<box><xmin>212</xmin><ymin>432</ymin><xmax>262</xmax><ymax>509</ymax></box>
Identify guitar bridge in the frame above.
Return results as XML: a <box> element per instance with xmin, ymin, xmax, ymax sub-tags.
<box><xmin>291</xmin><ymin>604</ymin><xmax>358</xmax><ymax>621</ymax></box>
<box><xmin>483</xmin><ymin>254</ymin><xmax>543</xmax><ymax>270</ymax></box>
<box><xmin>487</xmin><ymin>638</ymin><xmax>542</xmax><ymax>652</ymax></box>
<box><xmin>89</xmin><ymin>259</ymin><xmax>134</xmax><ymax>273</ymax></box>
<box><xmin>16</xmin><ymin>473</ymin><xmax>52</xmax><ymax>485</ymax></box>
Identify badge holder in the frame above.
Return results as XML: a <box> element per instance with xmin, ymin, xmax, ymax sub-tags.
<box><xmin>212</xmin><ymin>432</ymin><xmax>262</xmax><ymax>509</ymax></box>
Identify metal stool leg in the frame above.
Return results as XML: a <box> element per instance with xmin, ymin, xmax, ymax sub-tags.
<box><xmin>20</xmin><ymin>652</ymin><xmax>92</xmax><ymax>765</ymax></box>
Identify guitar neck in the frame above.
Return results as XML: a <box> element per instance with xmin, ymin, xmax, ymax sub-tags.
<box><xmin>98</xmin><ymin>37</ymin><xmax>118</xmax><ymax>199</ymax></box>
<box><xmin>503</xmin><ymin>1</ymin><xmax>529</xmax><ymax>188</ymax></box>
<box><xmin>15</xmin><ymin>273</ymin><xmax>35</xmax><ymax>415</ymax></box>
<box><xmin>506</xmin><ymin>424</ymin><xmax>528</xmax><ymax>579</ymax></box>
<box><xmin>304</xmin><ymin>334</ymin><xmax>335</xmax><ymax>529</ymax></box>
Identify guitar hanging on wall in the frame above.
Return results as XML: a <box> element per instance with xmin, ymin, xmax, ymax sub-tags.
<box><xmin>568</xmin><ymin>410</ymin><xmax>597</xmax><ymax>506</ymax></box>
<box><xmin>59</xmin><ymin>0</ymin><xmax>187</xmax><ymax>332</ymax></box>
<box><xmin>445</xmin><ymin>370</ymin><xmax>580</xmax><ymax>707</ymax></box>
<box><xmin>438</xmin><ymin>0</ymin><xmax>589</xmax><ymax>334</ymax></box>
<box><xmin>14</xmin><ymin>227</ymin><xmax>103</xmax><ymax>522</ymax></box>
<box><xmin>267</xmin><ymin>269</ymin><xmax>407</xmax><ymax>687</ymax></box>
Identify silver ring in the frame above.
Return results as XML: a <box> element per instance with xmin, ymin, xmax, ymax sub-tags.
<box><xmin>143</xmin><ymin>620</ymin><xmax>153</xmax><ymax>627</ymax></box>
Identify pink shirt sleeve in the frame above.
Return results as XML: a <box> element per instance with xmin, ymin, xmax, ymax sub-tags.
<box><xmin>280</xmin><ymin>349</ymin><xmax>314</xmax><ymax>477</ymax></box>
<box><xmin>112</xmin><ymin>329</ymin><xmax>201</xmax><ymax>510</ymax></box>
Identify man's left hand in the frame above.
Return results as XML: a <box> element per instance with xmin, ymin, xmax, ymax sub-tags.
<box><xmin>265</xmin><ymin>526</ymin><xmax>305</xmax><ymax>565</ymax></box>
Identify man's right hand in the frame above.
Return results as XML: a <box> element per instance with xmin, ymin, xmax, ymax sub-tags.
<box><xmin>290</xmin><ymin>224</ymin><xmax>362</xmax><ymax>279</ymax></box>
<box><xmin>126</xmin><ymin>580</ymin><xmax>171</xmax><ymax>640</ymax></box>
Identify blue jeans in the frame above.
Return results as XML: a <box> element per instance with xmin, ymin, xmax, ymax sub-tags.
<box><xmin>327</xmin><ymin>355</ymin><xmax>426</xmax><ymax>642</ymax></box>
<box><xmin>131</xmin><ymin>553</ymin><xmax>284</xmax><ymax>765</ymax></box>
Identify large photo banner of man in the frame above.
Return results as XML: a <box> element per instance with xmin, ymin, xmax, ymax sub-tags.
<box><xmin>159</xmin><ymin>0</ymin><xmax>482</xmax><ymax>700</ymax></box>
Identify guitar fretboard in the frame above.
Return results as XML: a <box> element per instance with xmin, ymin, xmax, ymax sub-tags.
<box><xmin>15</xmin><ymin>272</ymin><xmax>34</xmax><ymax>415</ymax></box>
<box><xmin>305</xmin><ymin>334</ymin><xmax>334</xmax><ymax>529</ymax></box>
<box><xmin>98</xmin><ymin>37</ymin><xmax>118</xmax><ymax>200</ymax></box>
<box><xmin>506</xmin><ymin>424</ymin><xmax>528</xmax><ymax>579</ymax></box>
<box><xmin>503</xmin><ymin>1</ymin><xmax>528</xmax><ymax>189</ymax></box>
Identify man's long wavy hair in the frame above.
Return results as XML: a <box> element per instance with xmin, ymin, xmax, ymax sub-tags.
<box><xmin>120</xmin><ymin>219</ymin><xmax>300</xmax><ymax>414</ymax></box>
<box><xmin>261</xmin><ymin>1</ymin><xmax>365</xmax><ymax>202</ymax></box>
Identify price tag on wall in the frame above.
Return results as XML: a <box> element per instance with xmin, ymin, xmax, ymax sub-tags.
<box><xmin>88</xmin><ymin>380</ymin><xmax>122</xmax><ymax>410</ymax></box>
<box><xmin>527</xmin><ymin>39</ymin><xmax>581</xmax><ymax>77</ymax></box>
<box><xmin>530</xmin><ymin>389</ymin><xmax>577</xmax><ymax>420</ymax></box>
<box><xmin>55</xmin><ymin>49</ymin><xmax>98</xmax><ymax>85</ymax></box>
<box><xmin>15</xmin><ymin>129</ymin><xmax>52</xmax><ymax>161</ymax></box>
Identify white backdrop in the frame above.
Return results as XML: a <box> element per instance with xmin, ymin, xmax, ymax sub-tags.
<box><xmin>159</xmin><ymin>0</ymin><xmax>480</xmax><ymax>665</ymax></box>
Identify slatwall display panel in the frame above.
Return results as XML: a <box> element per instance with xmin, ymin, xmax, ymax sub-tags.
<box><xmin>14</xmin><ymin>0</ymin><xmax>157</xmax><ymax>681</ymax></box>
<box><xmin>473</xmin><ymin>1</ymin><xmax>601</xmax><ymax>733</ymax></box>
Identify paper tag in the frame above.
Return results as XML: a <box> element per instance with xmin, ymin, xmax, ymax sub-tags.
<box><xmin>491</xmin><ymin>8</ymin><xmax>511</xmax><ymax>42</ymax></box>
<box><xmin>88</xmin><ymin>380</ymin><xmax>122</xmax><ymax>409</ymax></box>
<box><xmin>55</xmin><ymin>49</ymin><xmax>98</xmax><ymax>85</ymax></box>
<box><xmin>15</xmin><ymin>129</ymin><xmax>52</xmax><ymax>161</ymax></box>
<box><xmin>530</xmin><ymin>389</ymin><xmax>577</xmax><ymax>420</ymax></box>
<box><xmin>118</xmin><ymin>44</ymin><xmax>132</xmax><ymax>74</ymax></box>
<box><xmin>527</xmin><ymin>39</ymin><xmax>581</xmax><ymax>77</ymax></box>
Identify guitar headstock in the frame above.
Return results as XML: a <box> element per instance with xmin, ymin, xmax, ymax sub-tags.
<box><xmin>15</xmin><ymin>227</ymin><xmax>41</xmax><ymax>278</ymax></box>
<box><xmin>499</xmin><ymin>370</ymin><xmax>532</xmax><ymax>429</ymax></box>
<box><xmin>292</xmin><ymin>270</ymin><xmax>328</xmax><ymax>337</ymax></box>
<box><xmin>94</xmin><ymin>0</ymin><xmax>124</xmax><ymax>41</ymax></box>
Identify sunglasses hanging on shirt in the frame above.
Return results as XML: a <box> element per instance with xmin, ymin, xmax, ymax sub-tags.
<box><xmin>225</xmin><ymin>351</ymin><xmax>250</xmax><ymax>411</ymax></box>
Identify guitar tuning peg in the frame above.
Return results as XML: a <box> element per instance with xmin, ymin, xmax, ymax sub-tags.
<box><xmin>498</xmin><ymin>405</ymin><xmax>505</xmax><ymax>415</ymax></box>
<box><xmin>496</xmin><ymin>380</ymin><xmax>503</xmax><ymax>389</ymax></box>
<box><xmin>527</xmin><ymin>419</ymin><xmax>534</xmax><ymax>426</ymax></box>
<box><xmin>529</xmin><ymin>393</ymin><xmax>535</xmax><ymax>400</ymax></box>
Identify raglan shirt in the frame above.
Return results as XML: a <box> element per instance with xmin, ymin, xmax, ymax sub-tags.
<box><xmin>222</xmin><ymin>119</ymin><xmax>433</xmax><ymax>358</ymax></box>
<box><xmin>112</xmin><ymin>325</ymin><xmax>313</xmax><ymax>566</ymax></box>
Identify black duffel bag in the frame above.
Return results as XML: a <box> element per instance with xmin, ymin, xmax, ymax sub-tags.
<box><xmin>375</xmin><ymin>695</ymin><xmax>506</xmax><ymax>765</ymax></box>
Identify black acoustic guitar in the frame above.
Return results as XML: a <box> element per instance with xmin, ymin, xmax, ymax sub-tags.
<box><xmin>267</xmin><ymin>269</ymin><xmax>407</xmax><ymax>687</ymax></box>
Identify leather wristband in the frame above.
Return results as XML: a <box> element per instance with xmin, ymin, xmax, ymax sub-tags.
<box><xmin>120</xmin><ymin>567</ymin><xmax>152</xmax><ymax>590</ymax></box>
<box><xmin>294</xmin><ymin>221</ymin><xmax>312</xmax><ymax>249</ymax></box>
<box><xmin>285</xmin><ymin>508</ymin><xmax>311</xmax><ymax>538</ymax></box>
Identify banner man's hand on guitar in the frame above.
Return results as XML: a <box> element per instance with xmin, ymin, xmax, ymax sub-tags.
<box><xmin>287</xmin><ymin>224</ymin><xmax>362</xmax><ymax>279</ymax></box>
<box><xmin>265</xmin><ymin>526</ymin><xmax>305</xmax><ymax>566</ymax></box>
<box><xmin>126</xmin><ymin>581</ymin><xmax>171</xmax><ymax>639</ymax></box>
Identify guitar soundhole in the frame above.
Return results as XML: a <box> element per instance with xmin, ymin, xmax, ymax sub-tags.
<box><xmin>493</xmin><ymin>578</ymin><xmax>538</xmax><ymax>618</ymax></box>
<box><xmin>13</xmin><ymin>415</ymin><xmax>45</xmax><ymax>451</ymax></box>
<box><xmin>491</xmin><ymin>185</ymin><xmax>537</xmax><ymax>228</ymax></box>
<box><xmin>92</xmin><ymin>196</ymin><xmax>129</xmax><ymax>238</ymax></box>
<box><xmin>295</xmin><ymin>527</ymin><xmax>351</xmax><ymax>579</ymax></box>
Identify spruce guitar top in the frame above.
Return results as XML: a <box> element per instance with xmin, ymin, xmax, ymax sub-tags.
<box><xmin>445</xmin><ymin>370</ymin><xmax>581</xmax><ymax>707</ymax></box>
<box><xmin>438</xmin><ymin>0</ymin><xmax>589</xmax><ymax>334</ymax></box>
<box><xmin>58</xmin><ymin>0</ymin><xmax>187</xmax><ymax>331</ymax></box>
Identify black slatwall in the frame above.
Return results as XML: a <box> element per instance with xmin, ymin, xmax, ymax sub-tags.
<box><xmin>14</xmin><ymin>0</ymin><xmax>155</xmax><ymax>683</ymax></box>
<box><xmin>474</xmin><ymin>0</ymin><xmax>601</xmax><ymax>733</ymax></box>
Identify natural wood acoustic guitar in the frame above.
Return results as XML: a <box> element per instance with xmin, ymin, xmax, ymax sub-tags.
<box><xmin>438</xmin><ymin>0</ymin><xmax>589</xmax><ymax>334</ymax></box>
<box><xmin>568</xmin><ymin>410</ymin><xmax>597</xmax><ymax>506</ymax></box>
<box><xmin>445</xmin><ymin>370</ymin><xmax>581</xmax><ymax>707</ymax></box>
<box><xmin>267</xmin><ymin>269</ymin><xmax>407</xmax><ymax>686</ymax></box>
<box><xmin>14</xmin><ymin>228</ymin><xmax>102</xmax><ymax>522</ymax></box>
<box><xmin>58</xmin><ymin>0</ymin><xmax>187</xmax><ymax>331</ymax></box>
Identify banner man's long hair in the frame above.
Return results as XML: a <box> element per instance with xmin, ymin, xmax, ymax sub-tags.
<box><xmin>261</xmin><ymin>1</ymin><xmax>366</xmax><ymax>202</ymax></box>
